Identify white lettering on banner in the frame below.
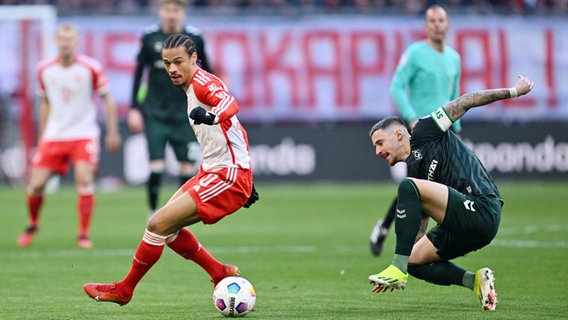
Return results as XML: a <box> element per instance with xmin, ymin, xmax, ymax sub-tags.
<box><xmin>249</xmin><ymin>137</ymin><xmax>316</xmax><ymax>176</ymax></box>
<box><xmin>465</xmin><ymin>136</ymin><xmax>568</xmax><ymax>173</ymax></box>
<box><xmin>5</xmin><ymin>16</ymin><xmax>567</xmax><ymax>122</ymax></box>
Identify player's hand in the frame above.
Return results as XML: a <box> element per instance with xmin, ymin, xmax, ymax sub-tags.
<box><xmin>190</xmin><ymin>107</ymin><xmax>216</xmax><ymax>125</ymax></box>
<box><xmin>127</xmin><ymin>108</ymin><xmax>144</xmax><ymax>133</ymax></box>
<box><xmin>105</xmin><ymin>131</ymin><xmax>122</xmax><ymax>152</ymax></box>
<box><xmin>243</xmin><ymin>184</ymin><xmax>259</xmax><ymax>209</ymax></box>
<box><xmin>513</xmin><ymin>75</ymin><xmax>535</xmax><ymax>97</ymax></box>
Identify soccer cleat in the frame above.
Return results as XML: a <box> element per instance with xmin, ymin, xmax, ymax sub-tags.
<box><xmin>83</xmin><ymin>282</ymin><xmax>132</xmax><ymax>306</ymax></box>
<box><xmin>368</xmin><ymin>264</ymin><xmax>408</xmax><ymax>292</ymax></box>
<box><xmin>474</xmin><ymin>267</ymin><xmax>498</xmax><ymax>310</ymax></box>
<box><xmin>77</xmin><ymin>235</ymin><xmax>93</xmax><ymax>249</ymax></box>
<box><xmin>17</xmin><ymin>226</ymin><xmax>38</xmax><ymax>247</ymax></box>
<box><xmin>212</xmin><ymin>264</ymin><xmax>241</xmax><ymax>287</ymax></box>
<box><xmin>369</xmin><ymin>219</ymin><xmax>389</xmax><ymax>256</ymax></box>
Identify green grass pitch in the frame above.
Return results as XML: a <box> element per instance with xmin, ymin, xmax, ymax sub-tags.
<box><xmin>0</xmin><ymin>182</ymin><xmax>566</xmax><ymax>319</ymax></box>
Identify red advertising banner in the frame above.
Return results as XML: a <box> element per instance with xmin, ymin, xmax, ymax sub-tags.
<box><xmin>2</xmin><ymin>15</ymin><xmax>567</xmax><ymax>122</ymax></box>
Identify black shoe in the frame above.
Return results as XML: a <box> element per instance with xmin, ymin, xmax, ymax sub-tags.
<box><xmin>369</xmin><ymin>219</ymin><xmax>389</xmax><ymax>256</ymax></box>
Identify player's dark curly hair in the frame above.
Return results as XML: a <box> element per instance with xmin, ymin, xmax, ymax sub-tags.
<box><xmin>162</xmin><ymin>33</ymin><xmax>196</xmax><ymax>57</ymax></box>
<box><xmin>369</xmin><ymin>116</ymin><xmax>407</xmax><ymax>137</ymax></box>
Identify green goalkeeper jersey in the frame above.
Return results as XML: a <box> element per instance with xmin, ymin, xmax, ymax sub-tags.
<box><xmin>407</xmin><ymin>115</ymin><xmax>501</xmax><ymax>201</ymax></box>
<box><xmin>131</xmin><ymin>24</ymin><xmax>212</xmax><ymax>123</ymax></box>
<box><xmin>390</xmin><ymin>41</ymin><xmax>462</xmax><ymax>132</ymax></box>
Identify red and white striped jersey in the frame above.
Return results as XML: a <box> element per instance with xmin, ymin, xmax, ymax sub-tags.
<box><xmin>37</xmin><ymin>54</ymin><xmax>110</xmax><ymax>141</ymax></box>
<box><xmin>185</xmin><ymin>69</ymin><xmax>251</xmax><ymax>171</ymax></box>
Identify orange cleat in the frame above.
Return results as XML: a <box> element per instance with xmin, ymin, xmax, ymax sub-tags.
<box><xmin>17</xmin><ymin>226</ymin><xmax>38</xmax><ymax>247</ymax></box>
<box><xmin>212</xmin><ymin>264</ymin><xmax>241</xmax><ymax>287</ymax></box>
<box><xmin>77</xmin><ymin>235</ymin><xmax>93</xmax><ymax>249</ymax></box>
<box><xmin>83</xmin><ymin>282</ymin><xmax>132</xmax><ymax>306</ymax></box>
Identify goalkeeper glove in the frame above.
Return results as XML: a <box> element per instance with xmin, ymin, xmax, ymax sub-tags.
<box><xmin>189</xmin><ymin>107</ymin><xmax>216</xmax><ymax>125</ymax></box>
<box><xmin>243</xmin><ymin>184</ymin><xmax>259</xmax><ymax>208</ymax></box>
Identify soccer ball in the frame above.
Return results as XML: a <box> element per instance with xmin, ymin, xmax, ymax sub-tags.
<box><xmin>213</xmin><ymin>276</ymin><xmax>256</xmax><ymax>317</ymax></box>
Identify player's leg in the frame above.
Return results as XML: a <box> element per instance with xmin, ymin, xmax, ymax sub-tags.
<box><xmin>408</xmin><ymin>190</ymin><xmax>500</xmax><ymax>310</ymax></box>
<box><xmin>370</xmin><ymin>197</ymin><xmax>396</xmax><ymax>256</ymax></box>
<box><xmin>169</xmin><ymin>121</ymin><xmax>198</xmax><ymax>186</ymax></box>
<box><xmin>18</xmin><ymin>141</ymin><xmax>66</xmax><ymax>247</ymax></box>
<box><xmin>369</xmin><ymin>178</ymin><xmax>448</xmax><ymax>291</ymax></box>
<box><xmin>144</xmin><ymin>119</ymin><xmax>168</xmax><ymax>214</ymax></box>
<box><xmin>83</xmin><ymin>188</ymin><xmax>200</xmax><ymax>305</ymax></box>
<box><xmin>17</xmin><ymin>166</ymin><xmax>53</xmax><ymax>247</ymax></box>
<box><xmin>71</xmin><ymin>139</ymin><xmax>99</xmax><ymax>248</ymax></box>
<box><xmin>164</xmin><ymin>170</ymin><xmax>248</xmax><ymax>286</ymax></box>
<box><xmin>370</xmin><ymin>162</ymin><xmax>408</xmax><ymax>256</ymax></box>
<box><xmin>73</xmin><ymin>160</ymin><xmax>96</xmax><ymax>248</ymax></box>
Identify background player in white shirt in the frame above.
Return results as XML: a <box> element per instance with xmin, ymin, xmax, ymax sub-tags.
<box><xmin>17</xmin><ymin>23</ymin><xmax>121</xmax><ymax>249</ymax></box>
<box><xmin>83</xmin><ymin>34</ymin><xmax>258</xmax><ymax>306</ymax></box>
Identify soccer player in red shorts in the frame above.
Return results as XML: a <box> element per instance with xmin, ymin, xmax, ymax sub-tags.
<box><xmin>17</xmin><ymin>23</ymin><xmax>121</xmax><ymax>249</ymax></box>
<box><xmin>83</xmin><ymin>33</ymin><xmax>259</xmax><ymax>306</ymax></box>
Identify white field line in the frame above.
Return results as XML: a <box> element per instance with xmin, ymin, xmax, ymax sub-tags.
<box><xmin>1</xmin><ymin>238</ymin><xmax>566</xmax><ymax>259</ymax></box>
<box><xmin>0</xmin><ymin>245</ymin><xmax>316</xmax><ymax>259</ymax></box>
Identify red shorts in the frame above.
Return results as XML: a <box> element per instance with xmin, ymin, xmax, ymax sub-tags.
<box><xmin>32</xmin><ymin>139</ymin><xmax>99</xmax><ymax>175</ymax></box>
<box><xmin>181</xmin><ymin>166</ymin><xmax>253</xmax><ymax>224</ymax></box>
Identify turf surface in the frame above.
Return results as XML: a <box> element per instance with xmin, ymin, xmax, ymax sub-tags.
<box><xmin>0</xmin><ymin>182</ymin><xmax>566</xmax><ymax>319</ymax></box>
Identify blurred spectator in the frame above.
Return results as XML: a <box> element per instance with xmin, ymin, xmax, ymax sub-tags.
<box><xmin>0</xmin><ymin>0</ymin><xmax>566</xmax><ymax>15</ymax></box>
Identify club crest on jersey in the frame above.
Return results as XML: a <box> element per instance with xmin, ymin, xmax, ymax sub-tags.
<box><xmin>412</xmin><ymin>149</ymin><xmax>423</xmax><ymax>160</ymax></box>
<box><xmin>208</xmin><ymin>83</ymin><xmax>222</xmax><ymax>93</ymax></box>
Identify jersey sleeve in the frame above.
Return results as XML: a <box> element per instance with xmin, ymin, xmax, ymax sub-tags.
<box><xmin>412</xmin><ymin>116</ymin><xmax>446</xmax><ymax>144</ymax></box>
<box><xmin>389</xmin><ymin>49</ymin><xmax>418</xmax><ymax>121</ymax></box>
<box><xmin>194</xmin><ymin>77</ymin><xmax>239</xmax><ymax>123</ymax></box>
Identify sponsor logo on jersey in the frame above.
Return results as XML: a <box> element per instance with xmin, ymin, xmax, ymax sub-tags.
<box><xmin>427</xmin><ymin>159</ymin><xmax>438</xmax><ymax>181</ymax></box>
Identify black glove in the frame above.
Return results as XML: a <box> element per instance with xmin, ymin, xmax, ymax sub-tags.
<box><xmin>189</xmin><ymin>107</ymin><xmax>216</xmax><ymax>125</ymax></box>
<box><xmin>243</xmin><ymin>184</ymin><xmax>259</xmax><ymax>209</ymax></box>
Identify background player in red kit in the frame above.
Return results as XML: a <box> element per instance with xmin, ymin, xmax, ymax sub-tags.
<box><xmin>17</xmin><ymin>23</ymin><xmax>121</xmax><ymax>249</ymax></box>
<box><xmin>83</xmin><ymin>33</ymin><xmax>259</xmax><ymax>306</ymax></box>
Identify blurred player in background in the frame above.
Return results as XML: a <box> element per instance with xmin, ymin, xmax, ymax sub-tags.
<box><xmin>370</xmin><ymin>4</ymin><xmax>462</xmax><ymax>256</ymax></box>
<box><xmin>17</xmin><ymin>23</ymin><xmax>121</xmax><ymax>249</ymax></box>
<box><xmin>368</xmin><ymin>75</ymin><xmax>534</xmax><ymax>311</ymax></box>
<box><xmin>128</xmin><ymin>0</ymin><xmax>214</xmax><ymax>216</ymax></box>
<box><xmin>84</xmin><ymin>34</ymin><xmax>259</xmax><ymax>305</ymax></box>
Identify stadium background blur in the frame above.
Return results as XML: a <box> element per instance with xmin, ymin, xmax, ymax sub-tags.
<box><xmin>0</xmin><ymin>1</ymin><xmax>566</xmax><ymax>187</ymax></box>
<box><xmin>1</xmin><ymin>0</ymin><xmax>568</xmax><ymax>16</ymax></box>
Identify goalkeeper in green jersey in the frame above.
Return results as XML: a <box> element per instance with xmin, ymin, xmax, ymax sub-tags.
<box><xmin>370</xmin><ymin>4</ymin><xmax>462</xmax><ymax>257</ymax></box>
<box><xmin>367</xmin><ymin>75</ymin><xmax>534</xmax><ymax>311</ymax></box>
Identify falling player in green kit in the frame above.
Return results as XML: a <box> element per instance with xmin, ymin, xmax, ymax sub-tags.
<box><xmin>367</xmin><ymin>75</ymin><xmax>535</xmax><ymax>311</ymax></box>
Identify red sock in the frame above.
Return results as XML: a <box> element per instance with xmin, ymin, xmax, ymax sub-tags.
<box><xmin>77</xmin><ymin>194</ymin><xmax>94</xmax><ymax>237</ymax></box>
<box><xmin>167</xmin><ymin>228</ymin><xmax>224</xmax><ymax>280</ymax></box>
<box><xmin>120</xmin><ymin>231</ymin><xmax>166</xmax><ymax>294</ymax></box>
<box><xmin>27</xmin><ymin>195</ymin><xmax>44</xmax><ymax>227</ymax></box>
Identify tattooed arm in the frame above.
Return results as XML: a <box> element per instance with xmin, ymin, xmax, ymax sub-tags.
<box><xmin>443</xmin><ymin>75</ymin><xmax>534</xmax><ymax>122</ymax></box>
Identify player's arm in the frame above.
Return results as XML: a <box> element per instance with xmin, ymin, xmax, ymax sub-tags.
<box><xmin>190</xmin><ymin>80</ymin><xmax>239</xmax><ymax>125</ymax></box>
<box><xmin>101</xmin><ymin>92</ymin><xmax>122</xmax><ymax>152</ymax></box>
<box><xmin>128</xmin><ymin>38</ymin><xmax>147</xmax><ymax>133</ymax></box>
<box><xmin>390</xmin><ymin>51</ymin><xmax>419</xmax><ymax>125</ymax></box>
<box><xmin>437</xmin><ymin>75</ymin><xmax>534</xmax><ymax>126</ymax></box>
<box><xmin>37</xmin><ymin>96</ymin><xmax>50</xmax><ymax>143</ymax></box>
<box><xmin>450</xmin><ymin>57</ymin><xmax>462</xmax><ymax>133</ymax></box>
